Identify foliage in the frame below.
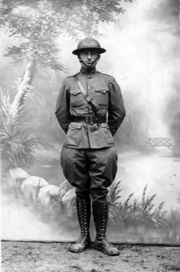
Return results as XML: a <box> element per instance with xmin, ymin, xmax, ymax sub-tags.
<box><xmin>0</xmin><ymin>0</ymin><xmax>133</xmax><ymax>67</ymax></box>
<box><xmin>0</xmin><ymin>89</ymin><xmax>39</xmax><ymax>169</ymax></box>
<box><xmin>53</xmin><ymin>179</ymin><xmax>169</xmax><ymax>230</ymax></box>
<box><xmin>55</xmin><ymin>0</ymin><xmax>130</xmax><ymax>37</ymax></box>
<box><xmin>1</xmin><ymin>0</ymin><xmax>133</xmax><ymax>33</ymax></box>
<box><xmin>0</xmin><ymin>1</ymin><xmax>66</xmax><ymax>70</ymax></box>
<box><xmin>108</xmin><ymin>183</ymin><xmax>168</xmax><ymax>228</ymax></box>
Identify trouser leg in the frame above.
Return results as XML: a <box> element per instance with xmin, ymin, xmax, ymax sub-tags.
<box><xmin>88</xmin><ymin>147</ymin><xmax>118</xmax><ymax>203</ymax></box>
<box><xmin>61</xmin><ymin>147</ymin><xmax>91</xmax><ymax>252</ymax></box>
<box><xmin>61</xmin><ymin>147</ymin><xmax>90</xmax><ymax>194</ymax></box>
<box><xmin>88</xmin><ymin>147</ymin><xmax>119</xmax><ymax>256</ymax></box>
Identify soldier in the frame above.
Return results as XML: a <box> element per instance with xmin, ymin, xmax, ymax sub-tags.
<box><xmin>55</xmin><ymin>37</ymin><xmax>126</xmax><ymax>256</ymax></box>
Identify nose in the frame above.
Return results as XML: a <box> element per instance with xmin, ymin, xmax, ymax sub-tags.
<box><xmin>87</xmin><ymin>51</ymin><xmax>92</xmax><ymax>59</ymax></box>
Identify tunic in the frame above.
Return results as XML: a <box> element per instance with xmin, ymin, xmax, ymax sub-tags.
<box><xmin>55</xmin><ymin>67</ymin><xmax>126</xmax><ymax>149</ymax></box>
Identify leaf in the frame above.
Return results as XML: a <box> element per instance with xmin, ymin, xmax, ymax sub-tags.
<box><xmin>1</xmin><ymin>0</ymin><xmax>134</xmax><ymax>65</ymax></box>
<box><xmin>0</xmin><ymin>91</ymin><xmax>40</xmax><ymax>168</ymax></box>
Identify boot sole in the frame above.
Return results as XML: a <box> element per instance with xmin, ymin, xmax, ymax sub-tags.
<box><xmin>94</xmin><ymin>244</ymin><xmax>120</xmax><ymax>256</ymax></box>
<box><xmin>69</xmin><ymin>243</ymin><xmax>91</xmax><ymax>253</ymax></box>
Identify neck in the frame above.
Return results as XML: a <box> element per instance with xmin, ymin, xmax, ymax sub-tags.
<box><xmin>80</xmin><ymin>65</ymin><xmax>96</xmax><ymax>74</ymax></box>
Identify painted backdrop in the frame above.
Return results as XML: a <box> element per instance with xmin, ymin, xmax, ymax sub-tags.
<box><xmin>0</xmin><ymin>0</ymin><xmax>180</xmax><ymax>244</ymax></box>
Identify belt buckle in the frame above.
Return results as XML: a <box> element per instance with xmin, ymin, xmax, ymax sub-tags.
<box><xmin>86</xmin><ymin>115</ymin><xmax>93</xmax><ymax>124</ymax></box>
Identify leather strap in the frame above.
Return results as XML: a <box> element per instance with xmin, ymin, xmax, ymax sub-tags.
<box><xmin>74</xmin><ymin>76</ymin><xmax>99</xmax><ymax>118</ymax></box>
<box><xmin>75</xmin><ymin>77</ymin><xmax>88</xmax><ymax>97</ymax></box>
<box><xmin>71</xmin><ymin>115</ymin><xmax>106</xmax><ymax>124</ymax></box>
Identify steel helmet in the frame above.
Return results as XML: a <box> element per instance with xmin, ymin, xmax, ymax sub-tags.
<box><xmin>72</xmin><ymin>37</ymin><xmax>106</xmax><ymax>55</ymax></box>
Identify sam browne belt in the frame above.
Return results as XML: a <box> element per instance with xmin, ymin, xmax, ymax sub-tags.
<box><xmin>71</xmin><ymin>115</ymin><xmax>106</xmax><ymax>124</ymax></box>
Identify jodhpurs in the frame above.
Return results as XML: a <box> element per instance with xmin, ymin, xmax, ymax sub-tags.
<box><xmin>60</xmin><ymin>146</ymin><xmax>118</xmax><ymax>203</ymax></box>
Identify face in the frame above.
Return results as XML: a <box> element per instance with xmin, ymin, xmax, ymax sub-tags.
<box><xmin>78</xmin><ymin>49</ymin><xmax>100</xmax><ymax>68</ymax></box>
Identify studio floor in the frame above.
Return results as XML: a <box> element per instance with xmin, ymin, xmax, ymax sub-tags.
<box><xmin>1</xmin><ymin>241</ymin><xmax>180</xmax><ymax>272</ymax></box>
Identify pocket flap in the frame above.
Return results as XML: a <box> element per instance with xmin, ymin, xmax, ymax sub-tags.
<box><xmin>95</xmin><ymin>89</ymin><xmax>109</xmax><ymax>94</ymax></box>
<box><xmin>70</xmin><ymin>89</ymin><xmax>82</xmax><ymax>96</ymax></box>
<box><xmin>69</xmin><ymin>122</ymin><xmax>82</xmax><ymax>130</ymax></box>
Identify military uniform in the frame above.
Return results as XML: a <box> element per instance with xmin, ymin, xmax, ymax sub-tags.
<box><xmin>56</xmin><ymin>67</ymin><xmax>125</xmax><ymax>200</ymax></box>
<box><xmin>55</xmin><ymin>38</ymin><xmax>126</xmax><ymax>256</ymax></box>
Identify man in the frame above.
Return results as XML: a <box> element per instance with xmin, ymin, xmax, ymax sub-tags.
<box><xmin>55</xmin><ymin>37</ymin><xmax>126</xmax><ymax>256</ymax></box>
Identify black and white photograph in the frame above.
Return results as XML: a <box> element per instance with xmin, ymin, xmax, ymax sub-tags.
<box><xmin>1</xmin><ymin>0</ymin><xmax>180</xmax><ymax>271</ymax></box>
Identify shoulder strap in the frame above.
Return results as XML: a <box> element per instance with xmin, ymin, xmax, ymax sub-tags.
<box><xmin>75</xmin><ymin>76</ymin><xmax>87</xmax><ymax>97</ymax></box>
<box><xmin>74</xmin><ymin>75</ymin><xmax>99</xmax><ymax>117</ymax></box>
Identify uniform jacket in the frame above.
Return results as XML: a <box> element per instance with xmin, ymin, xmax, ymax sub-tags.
<box><xmin>55</xmin><ymin>68</ymin><xmax>126</xmax><ymax>149</ymax></box>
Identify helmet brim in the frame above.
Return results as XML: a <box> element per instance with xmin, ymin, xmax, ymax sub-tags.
<box><xmin>72</xmin><ymin>47</ymin><xmax>106</xmax><ymax>55</ymax></box>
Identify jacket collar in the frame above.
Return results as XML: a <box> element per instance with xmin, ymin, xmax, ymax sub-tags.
<box><xmin>80</xmin><ymin>66</ymin><xmax>96</xmax><ymax>75</ymax></box>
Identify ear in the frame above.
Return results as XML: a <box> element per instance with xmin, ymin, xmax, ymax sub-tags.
<box><xmin>77</xmin><ymin>54</ymin><xmax>81</xmax><ymax>61</ymax></box>
<box><xmin>78</xmin><ymin>54</ymin><xmax>83</xmax><ymax>64</ymax></box>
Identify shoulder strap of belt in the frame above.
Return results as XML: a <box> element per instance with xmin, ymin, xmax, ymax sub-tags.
<box><xmin>75</xmin><ymin>76</ymin><xmax>87</xmax><ymax>97</ymax></box>
<box><xmin>74</xmin><ymin>75</ymin><xmax>99</xmax><ymax>117</ymax></box>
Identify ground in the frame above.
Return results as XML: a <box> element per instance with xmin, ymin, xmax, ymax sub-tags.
<box><xmin>1</xmin><ymin>241</ymin><xmax>180</xmax><ymax>272</ymax></box>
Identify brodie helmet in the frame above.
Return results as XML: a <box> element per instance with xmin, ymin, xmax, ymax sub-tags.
<box><xmin>72</xmin><ymin>37</ymin><xmax>106</xmax><ymax>55</ymax></box>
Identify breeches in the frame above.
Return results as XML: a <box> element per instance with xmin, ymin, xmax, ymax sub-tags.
<box><xmin>60</xmin><ymin>146</ymin><xmax>118</xmax><ymax>203</ymax></box>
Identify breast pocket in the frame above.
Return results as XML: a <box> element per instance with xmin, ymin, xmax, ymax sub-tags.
<box><xmin>94</xmin><ymin>89</ymin><xmax>109</xmax><ymax>106</ymax></box>
<box><xmin>70</xmin><ymin>89</ymin><xmax>84</xmax><ymax>107</ymax></box>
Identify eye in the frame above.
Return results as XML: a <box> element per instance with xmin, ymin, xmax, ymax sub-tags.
<box><xmin>81</xmin><ymin>51</ymin><xmax>88</xmax><ymax>56</ymax></box>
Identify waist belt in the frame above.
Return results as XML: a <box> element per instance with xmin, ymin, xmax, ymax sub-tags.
<box><xmin>71</xmin><ymin>115</ymin><xmax>106</xmax><ymax>124</ymax></box>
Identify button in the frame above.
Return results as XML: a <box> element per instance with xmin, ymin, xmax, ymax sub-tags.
<box><xmin>88</xmin><ymin>87</ymin><xmax>91</xmax><ymax>90</ymax></box>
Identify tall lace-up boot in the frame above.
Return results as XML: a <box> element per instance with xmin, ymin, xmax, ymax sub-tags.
<box><xmin>93</xmin><ymin>201</ymin><xmax>119</xmax><ymax>256</ymax></box>
<box><xmin>69</xmin><ymin>196</ymin><xmax>91</xmax><ymax>253</ymax></box>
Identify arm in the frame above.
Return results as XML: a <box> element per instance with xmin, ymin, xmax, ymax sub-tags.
<box><xmin>55</xmin><ymin>78</ymin><xmax>71</xmax><ymax>134</ymax></box>
<box><xmin>108</xmin><ymin>78</ymin><xmax>126</xmax><ymax>136</ymax></box>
